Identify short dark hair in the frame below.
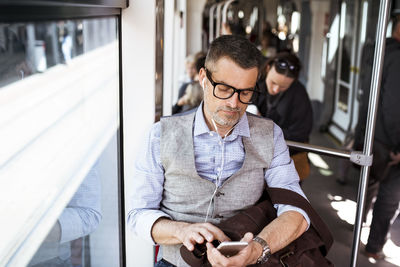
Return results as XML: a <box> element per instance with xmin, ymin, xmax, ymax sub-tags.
<box><xmin>205</xmin><ymin>35</ymin><xmax>262</xmax><ymax>73</ymax></box>
<box><xmin>266</xmin><ymin>52</ymin><xmax>302</xmax><ymax>79</ymax></box>
<box><xmin>195</xmin><ymin>55</ymin><xmax>206</xmax><ymax>73</ymax></box>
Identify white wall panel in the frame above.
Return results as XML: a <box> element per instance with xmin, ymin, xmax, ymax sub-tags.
<box><xmin>308</xmin><ymin>0</ymin><xmax>330</xmax><ymax>101</ymax></box>
<box><xmin>187</xmin><ymin>0</ymin><xmax>206</xmax><ymax>55</ymax></box>
<box><xmin>122</xmin><ymin>1</ymin><xmax>157</xmax><ymax>266</ymax></box>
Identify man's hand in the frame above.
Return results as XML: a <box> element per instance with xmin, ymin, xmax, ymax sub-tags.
<box><xmin>206</xmin><ymin>232</ymin><xmax>261</xmax><ymax>267</ymax></box>
<box><xmin>178</xmin><ymin>222</ymin><xmax>231</xmax><ymax>251</ymax></box>
<box><xmin>389</xmin><ymin>151</ymin><xmax>400</xmax><ymax>166</ymax></box>
<box><xmin>151</xmin><ymin>218</ymin><xmax>230</xmax><ymax>251</ymax></box>
<box><xmin>177</xmin><ymin>95</ymin><xmax>189</xmax><ymax>106</ymax></box>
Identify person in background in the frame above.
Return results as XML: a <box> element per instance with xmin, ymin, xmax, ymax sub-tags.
<box><xmin>128</xmin><ymin>34</ymin><xmax>309</xmax><ymax>267</ymax></box>
<box><xmin>172</xmin><ymin>82</ymin><xmax>203</xmax><ymax>114</ymax></box>
<box><xmin>221</xmin><ymin>20</ymin><xmax>246</xmax><ymax>37</ymax></box>
<box><xmin>177</xmin><ymin>54</ymin><xmax>198</xmax><ymax>97</ymax></box>
<box><xmin>176</xmin><ymin>52</ymin><xmax>206</xmax><ymax>97</ymax></box>
<box><xmin>258</xmin><ymin>30</ymin><xmax>277</xmax><ymax>58</ymax></box>
<box><xmin>221</xmin><ymin>22</ymin><xmax>233</xmax><ymax>35</ymax></box>
<box><xmin>172</xmin><ymin>55</ymin><xmax>206</xmax><ymax>114</ymax></box>
<box><xmin>364</xmin><ymin>14</ymin><xmax>400</xmax><ymax>260</ymax></box>
<box><xmin>250</xmin><ymin>52</ymin><xmax>313</xmax><ymax>180</ymax></box>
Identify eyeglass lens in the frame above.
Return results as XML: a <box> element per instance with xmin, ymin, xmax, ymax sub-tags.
<box><xmin>206</xmin><ymin>68</ymin><xmax>257</xmax><ymax>104</ymax></box>
<box><xmin>214</xmin><ymin>85</ymin><xmax>255</xmax><ymax>104</ymax></box>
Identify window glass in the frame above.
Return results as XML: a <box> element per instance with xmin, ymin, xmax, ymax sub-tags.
<box><xmin>338</xmin><ymin>84</ymin><xmax>349</xmax><ymax>113</ymax></box>
<box><xmin>339</xmin><ymin>1</ymin><xmax>355</xmax><ymax>84</ymax></box>
<box><xmin>0</xmin><ymin>17</ymin><xmax>121</xmax><ymax>267</ymax></box>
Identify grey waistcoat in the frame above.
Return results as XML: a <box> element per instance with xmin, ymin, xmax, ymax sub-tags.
<box><xmin>160</xmin><ymin>111</ymin><xmax>274</xmax><ymax>266</ymax></box>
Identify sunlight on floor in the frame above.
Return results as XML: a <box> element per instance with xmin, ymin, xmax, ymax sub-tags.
<box><xmin>328</xmin><ymin>194</ymin><xmax>400</xmax><ymax>266</ymax></box>
<box><xmin>319</xmin><ymin>168</ymin><xmax>334</xmax><ymax>176</ymax></box>
<box><xmin>308</xmin><ymin>152</ymin><xmax>333</xmax><ymax>176</ymax></box>
<box><xmin>308</xmin><ymin>153</ymin><xmax>330</xmax><ymax>169</ymax></box>
<box><xmin>328</xmin><ymin>194</ymin><xmax>357</xmax><ymax>225</ymax></box>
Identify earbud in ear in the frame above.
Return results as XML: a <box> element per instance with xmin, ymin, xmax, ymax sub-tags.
<box><xmin>202</xmin><ymin>79</ymin><xmax>206</xmax><ymax>90</ymax></box>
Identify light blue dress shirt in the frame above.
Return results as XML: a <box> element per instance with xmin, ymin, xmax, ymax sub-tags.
<box><xmin>128</xmin><ymin>104</ymin><xmax>310</xmax><ymax>244</ymax></box>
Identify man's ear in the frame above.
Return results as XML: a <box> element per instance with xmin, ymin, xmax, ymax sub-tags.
<box><xmin>199</xmin><ymin>68</ymin><xmax>206</xmax><ymax>89</ymax></box>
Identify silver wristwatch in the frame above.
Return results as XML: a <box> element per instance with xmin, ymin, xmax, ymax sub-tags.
<box><xmin>253</xmin><ymin>236</ymin><xmax>271</xmax><ymax>264</ymax></box>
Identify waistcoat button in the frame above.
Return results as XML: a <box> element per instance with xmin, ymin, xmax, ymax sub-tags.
<box><xmin>215</xmin><ymin>191</ymin><xmax>225</xmax><ymax>197</ymax></box>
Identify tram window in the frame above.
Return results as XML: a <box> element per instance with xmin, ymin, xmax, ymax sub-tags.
<box><xmin>0</xmin><ymin>17</ymin><xmax>121</xmax><ymax>266</ymax></box>
<box><xmin>339</xmin><ymin>1</ymin><xmax>355</xmax><ymax>84</ymax></box>
<box><xmin>340</xmin><ymin>36</ymin><xmax>351</xmax><ymax>83</ymax></box>
<box><xmin>338</xmin><ymin>84</ymin><xmax>349</xmax><ymax>113</ymax></box>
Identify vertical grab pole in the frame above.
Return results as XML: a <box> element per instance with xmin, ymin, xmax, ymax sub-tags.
<box><xmin>215</xmin><ymin>2</ymin><xmax>225</xmax><ymax>38</ymax></box>
<box><xmin>209</xmin><ymin>4</ymin><xmax>217</xmax><ymax>44</ymax></box>
<box><xmin>350</xmin><ymin>0</ymin><xmax>391</xmax><ymax>266</ymax></box>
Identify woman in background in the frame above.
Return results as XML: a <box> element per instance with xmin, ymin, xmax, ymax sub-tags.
<box><xmin>251</xmin><ymin>52</ymin><xmax>313</xmax><ymax>180</ymax></box>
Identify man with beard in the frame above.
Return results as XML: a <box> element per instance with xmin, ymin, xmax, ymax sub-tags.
<box><xmin>128</xmin><ymin>35</ymin><xmax>310</xmax><ymax>267</ymax></box>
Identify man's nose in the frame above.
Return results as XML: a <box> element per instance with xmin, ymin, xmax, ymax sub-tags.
<box><xmin>227</xmin><ymin>92</ymin><xmax>240</xmax><ymax>107</ymax></box>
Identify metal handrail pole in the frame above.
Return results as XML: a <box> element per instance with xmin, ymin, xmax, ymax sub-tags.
<box><xmin>286</xmin><ymin>141</ymin><xmax>351</xmax><ymax>159</ymax></box>
<box><xmin>222</xmin><ymin>0</ymin><xmax>236</xmax><ymax>24</ymax></box>
<box><xmin>350</xmin><ymin>0</ymin><xmax>391</xmax><ymax>266</ymax></box>
<box><xmin>209</xmin><ymin>4</ymin><xmax>217</xmax><ymax>43</ymax></box>
<box><xmin>215</xmin><ymin>2</ymin><xmax>225</xmax><ymax>38</ymax></box>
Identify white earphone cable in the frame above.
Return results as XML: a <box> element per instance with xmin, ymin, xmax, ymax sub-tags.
<box><xmin>204</xmin><ymin>118</ymin><xmax>236</xmax><ymax>222</ymax></box>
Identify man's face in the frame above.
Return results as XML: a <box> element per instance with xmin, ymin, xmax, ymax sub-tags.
<box><xmin>199</xmin><ymin>57</ymin><xmax>258</xmax><ymax>129</ymax></box>
<box><xmin>265</xmin><ymin>65</ymin><xmax>294</xmax><ymax>95</ymax></box>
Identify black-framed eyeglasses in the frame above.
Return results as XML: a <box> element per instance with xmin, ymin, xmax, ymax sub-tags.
<box><xmin>205</xmin><ymin>68</ymin><xmax>259</xmax><ymax>104</ymax></box>
<box><xmin>274</xmin><ymin>58</ymin><xmax>298</xmax><ymax>72</ymax></box>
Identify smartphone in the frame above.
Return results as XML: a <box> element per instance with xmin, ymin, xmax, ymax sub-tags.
<box><xmin>217</xmin><ymin>241</ymin><xmax>248</xmax><ymax>257</ymax></box>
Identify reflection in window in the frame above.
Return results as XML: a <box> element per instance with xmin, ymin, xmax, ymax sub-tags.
<box><xmin>29</xmin><ymin>164</ymin><xmax>102</xmax><ymax>267</ymax></box>
<box><xmin>0</xmin><ymin>17</ymin><xmax>120</xmax><ymax>267</ymax></box>
<box><xmin>0</xmin><ymin>18</ymin><xmax>116</xmax><ymax>87</ymax></box>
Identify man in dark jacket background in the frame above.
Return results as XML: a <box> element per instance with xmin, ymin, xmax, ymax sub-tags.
<box><xmin>365</xmin><ymin>14</ymin><xmax>400</xmax><ymax>260</ymax></box>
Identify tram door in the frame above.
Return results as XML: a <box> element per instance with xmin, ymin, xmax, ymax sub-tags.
<box><xmin>329</xmin><ymin>0</ymin><xmax>362</xmax><ymax>143</ymax></box>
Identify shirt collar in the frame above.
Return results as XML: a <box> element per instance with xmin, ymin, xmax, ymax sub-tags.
<box><xmin>194</xmin><ymin>102</ymin><xmax>250</xmax><ymax>138</ymax></box>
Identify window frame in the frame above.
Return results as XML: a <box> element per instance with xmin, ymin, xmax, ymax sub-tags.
<box><xmin>0</xmin><ymin>1</ymin><xmax>127</xmax><ymax>266</ymax></box>
<box><xmin>0</xmin><ymin>0</ymin><xmax>128</xmax><ymax>21</ymax></box>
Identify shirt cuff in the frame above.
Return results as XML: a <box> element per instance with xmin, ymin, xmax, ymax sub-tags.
<box><xmin>134</xmin><ymin>210</ymin><xmax>172</xmax><ymax>245</ymax></box>
<box><xmin>275</xmin><ymin>204</ymin><xmax>311</xmax><ymax>230</ymax></box>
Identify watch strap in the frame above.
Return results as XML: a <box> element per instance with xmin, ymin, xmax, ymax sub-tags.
<box><xmin>253</xmin><ymin>236</ymin><xmax>271</xmax><ymax>263</ymax></box>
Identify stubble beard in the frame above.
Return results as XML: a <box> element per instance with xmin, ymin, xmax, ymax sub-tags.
<box><xmin>212</xmin><ymin>106</ymin><xmax>241</xmax><ymax>127</ymax></box>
